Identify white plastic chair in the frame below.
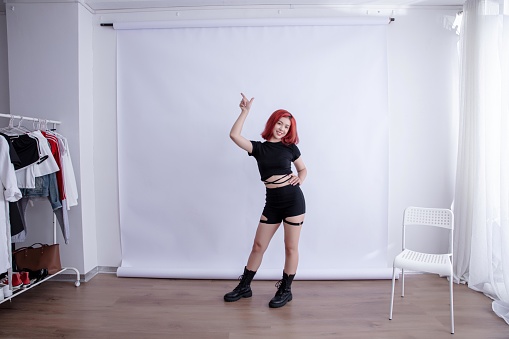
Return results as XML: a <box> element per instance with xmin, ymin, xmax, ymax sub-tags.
<box><xmin>389</xmin><ymin>206</ymin><xmax>454</xmax><ymax>334</ymax></box>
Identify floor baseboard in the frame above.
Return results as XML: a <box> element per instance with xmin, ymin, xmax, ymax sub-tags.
<box><xmin>51</xmin><ymin>266</ymin><xmax>118</xmax><ymax>283</ymax></box>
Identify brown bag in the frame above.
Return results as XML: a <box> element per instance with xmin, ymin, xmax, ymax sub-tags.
<box><xmin>13</xmin><ymin>243</ymin><xmax>62</xmax><ymax>275</ymax></box>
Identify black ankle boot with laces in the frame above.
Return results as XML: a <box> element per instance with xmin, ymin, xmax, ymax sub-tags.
<box><xmin>269</xmin><ymin>271</ymin><xmax>295</xmax><ymax>308</ymax></box>
<box><xmin>224</xmin><ymin>267</ymin><xmax>257</xmax><ymax>302</ymax></box>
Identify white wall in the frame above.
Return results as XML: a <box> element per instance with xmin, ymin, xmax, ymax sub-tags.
<box><xmin>93</xmin><ymin>20</ymin><xmax>122</xmax><ymax>268</ymax></box>
<box><xmin>2</xmin><ymin>3</ymin><xmax>460</xmax><ymax>275</ymax></box>
<box><xmin>0</xmin><ymin>13</ymin><xmax>8</xmax><ymax>112</ymax></box>
<box><xmin>93</xmin><ymin>7</ymin><xmax>460</xmax><ymax>269</ymax></box>
<box><xmin>386</xmin><ymin>10</ymin><xmax>459</xmax><ymax>259</ymax></box>
<box><xmin>5</xmin><ymin>2</ymin><xmax>95</xmax><ymax>274</ymax></box>
<box><xmin>78</xmin><ymin>4</ymin><xmax>97</xmax><ymax>274</ymax></box>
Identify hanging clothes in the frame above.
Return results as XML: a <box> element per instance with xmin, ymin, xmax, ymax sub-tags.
<box><xmin>15</xmin><ymin>130</ymin><xmax>59</xmax><ymax>189</ymax></box>
<box><xmin>41</xmin><ymin>131</ymin><xmax>65</xmax><ymax>199</ymax></box>
<box><xmin>0</xmin><ymin>133</ymin><xmax>35</xmax><ymax>239</ymax></box>
<box><xmin>0</xmin><ymin>135</ymin><xmax>26</xmax><ymax>237</ymax></box>
<box><xmin>0</xmin><ymin>133</ymin><xmax>38</xmax><ymax>170</ymax></box>
<box><xmin>49</xmin><ymin>131</ymin><xmax>78</xmax><ymax>208</ymax></box>
<box><xmin>40</xmin><ymin>130</ymin><xmax>72</xmax><ymax>243</ymax></box>
<box><xmin>0</xmin><ymin>137</ymin><xmax>22</xmax><ymax>273</ymax></box>
<box><xmin>10</xmin><ymin>130</ymin><xmax>72</xmax><ymax>244</ymax></box>
<box><xmin>0</xmin><ymin>119</ymin><xmax>78</xmax><ymax>245</ymax></box>
<box><xmin>8</xmin><ymin>129</ymin><xmax>60</xmax><ymax>242</ymax></box>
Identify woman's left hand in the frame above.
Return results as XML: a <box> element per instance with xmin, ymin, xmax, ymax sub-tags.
<box><xmin>289</xmin><ymin>174</ymin><xmax>301</xmax><ymax>186</ymax></box>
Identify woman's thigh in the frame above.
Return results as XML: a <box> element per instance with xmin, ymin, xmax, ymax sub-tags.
<box><xmin>252</xmin><ymin>218</ymin><xmax>281</xmax><ymax>251</ymax></box>
<box><xmin>283</xmin><ymin>213</ymin><xmax>304</xmax><ymax>248</ymax></box>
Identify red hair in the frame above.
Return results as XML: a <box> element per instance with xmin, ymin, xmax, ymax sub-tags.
<box><xmin>261</xmin><ymin>109</ymin><xmax>299</xmax><ymax>145</ymax></box>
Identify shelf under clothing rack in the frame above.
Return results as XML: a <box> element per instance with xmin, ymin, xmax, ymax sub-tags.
<box><xmin>0</xmin><ymin>113</ymin><xmax>80</xmax><ymax>305</ymax></box>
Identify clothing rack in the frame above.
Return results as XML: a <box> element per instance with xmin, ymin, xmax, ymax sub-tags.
<box><xmin>0</xmin><ymin>114</ymin><xmax>80</xmax><ymax>305</ymax></box>
<box><xmin>0</xmin><ymin>113</ymin><xmax>61</xmax><ymax>130</ymax></box>
<box><xmin>0</xmin><ymin>113</ymin><xmax>61</xmax><ymax>124</ymax></box>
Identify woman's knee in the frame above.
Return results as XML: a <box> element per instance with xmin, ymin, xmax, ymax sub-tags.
<box><xmin>252</xmin><ymin>240</ymin><xmax>267</xmax><ymax>254</ymax></box>
<box><xmin>285</xmin><ymin>244</ymin><xmax>299</xmax><ymax>257</ymax></box>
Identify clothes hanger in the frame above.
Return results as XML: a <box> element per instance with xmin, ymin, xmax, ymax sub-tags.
<box><xmin>0</xmin><ymin>116</ymin><xmax>26</xmax><ymax>136</ymax></box>
<box><xmin>0</xmin><ymin>116</ymin><xmax>15</xmax><ymax>131</ymax></box>
<box><xmin>32</xmin><ymin>118</ymin><xmax>41</xmax><ymax>131</ymax></box>
<box><xmin>15</xmin><ymin>117</ymin><xmax>32</xmax><ymax>133</ymax></box>
<box><xmin>41</xmin><ymin>119</ymin><xmax>48</xmax><ymax>131</ymax></box>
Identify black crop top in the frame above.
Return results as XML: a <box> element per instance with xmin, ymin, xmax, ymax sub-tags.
<box><xmin>248</xmin><ymin>141</ymin><xmax>301</xmax><ymax>182</ymax></box>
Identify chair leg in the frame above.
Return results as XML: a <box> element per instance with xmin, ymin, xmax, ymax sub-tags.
<box><xmin>401</xmin><ymin>268</ymin><xmax>405</xmax><ymax>297</ymax></box>
<box><xmin>449</xmin><ymin>276</ymin><xmax>454</xmax><ymax>334</ymax></box>
<box><xmin>389</xmin><ymin>267</ymin><xmax>396</xmax><ymax>320</ymax></box>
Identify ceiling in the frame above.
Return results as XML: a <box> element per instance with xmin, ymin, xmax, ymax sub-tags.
<box><xmin>84</xmin><ymin>0</ymin><xmax>466</xmax><ymax>11</ymax></box>
<box><xmin>0</xmin><ymin>0</ymin><xmax>466</xmax><ymax>14</ymax></box>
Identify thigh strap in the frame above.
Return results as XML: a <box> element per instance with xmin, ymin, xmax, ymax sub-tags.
<box><xmin>283</xmin><ymin>218</ymin><xmax>304</xmax><ymax>226</ymax></box>
<box><xmin>260</xmin><ymin>219</ymin><xmax>303</xmax><ymax>226</ymax></box>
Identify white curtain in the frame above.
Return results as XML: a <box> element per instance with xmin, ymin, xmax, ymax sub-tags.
<box><xmin>454</xmin><ymin>0</ymin><xmax>509</xmax><ymax>325</ymax></box>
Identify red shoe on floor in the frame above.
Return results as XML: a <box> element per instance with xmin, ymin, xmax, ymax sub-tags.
<box><xmin>20</xmin><ymin>271</ymin><xmax>30</xmax><ymax>287</ymax></box>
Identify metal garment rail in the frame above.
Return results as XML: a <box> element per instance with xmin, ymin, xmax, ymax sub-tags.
<box><xmin>0</xmin><ymin>113</ymin><xmax>61</xmax><ymax>130</ymax></box>
<box><xmin>0</xmin><ymin>114</ymin><xmax>80</xmax><ymax>305</ymax></box>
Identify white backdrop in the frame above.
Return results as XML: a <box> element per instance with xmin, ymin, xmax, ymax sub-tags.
<box><xmin>116</xmin><ymin>21</ymin><xmax>390</xmax><ymax>279</ymax></box>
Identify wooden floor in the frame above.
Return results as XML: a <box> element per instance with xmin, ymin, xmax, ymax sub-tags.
<box><xmin>0</xmin><ymin>273</ymin><xmax>507</xmax><ymax>338</ymax></box>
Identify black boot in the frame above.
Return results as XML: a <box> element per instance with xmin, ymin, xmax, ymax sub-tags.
<box><xmin>269</xmin><ymin>272</ymin><xmax>295</xmax><ymax>308</ymax></box>
<box><xmin>224</xmin><ymin>267</ymin><xmax>257</xmax><ymax>302</ymax></box>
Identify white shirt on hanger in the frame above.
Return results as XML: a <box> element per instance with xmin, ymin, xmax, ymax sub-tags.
<box><xmin>0</xmin><ymin>137</ymin><xmax>22</xmax><ymax>273</ymax></box>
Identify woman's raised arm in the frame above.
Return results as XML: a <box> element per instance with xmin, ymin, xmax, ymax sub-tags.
<box><xmin>230</xmin><ymin>93</ymin><xmax>255</xmax><ymax>153</ymax></box>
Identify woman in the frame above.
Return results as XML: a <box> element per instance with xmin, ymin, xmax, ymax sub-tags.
<box><xmin>224</xmin><ymin>93</ymin><xmax>307</xmax><ymax>308</ymax></box>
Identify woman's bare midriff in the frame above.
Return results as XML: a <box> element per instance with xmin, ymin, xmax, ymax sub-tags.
<box><xmin>264</xmin><ymin>174</ymin><xmax>294</xmax><ymax>189</ymax></box>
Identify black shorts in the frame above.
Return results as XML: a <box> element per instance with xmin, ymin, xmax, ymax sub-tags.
<box><xmin>261</xmin><ymin>184</ymin><xmax>306</xmax><ymax>225</ymax></box>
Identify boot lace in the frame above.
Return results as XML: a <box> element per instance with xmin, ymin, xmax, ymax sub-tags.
<box><xmin>232</xmin><ymin>275</ymin><xmax>245</xmax><ymax>291</ymax></box>
<box><xmin>274</xmin><ymin>280</ymin><xmax>285</xmax><ymax>295</ymax></box>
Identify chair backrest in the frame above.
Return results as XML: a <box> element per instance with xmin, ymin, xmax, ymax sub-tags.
<box><xmin>402</xmin><ymin>206</ymin><xmax>454</xmax><ymax>255</ymax></box>
<box><xmin>404</xmin><ymin>206</ymin><xmax>454</xmax><ymax>230</ymax></box>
